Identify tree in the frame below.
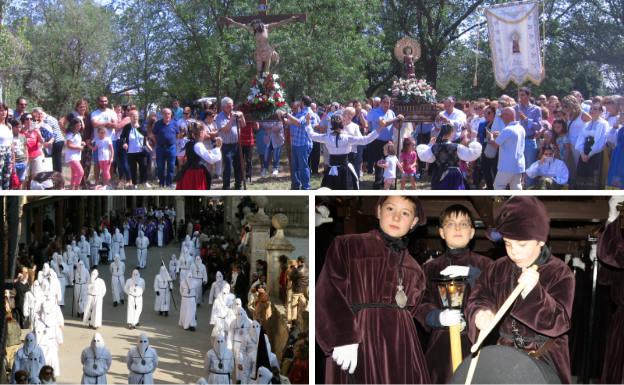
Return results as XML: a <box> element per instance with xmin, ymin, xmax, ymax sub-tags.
<box><xmin>18</xmin><ymin>0</ymin><xmax>118</xmax><ymax>115</ymax></box>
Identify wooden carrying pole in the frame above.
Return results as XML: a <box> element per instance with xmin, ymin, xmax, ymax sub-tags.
<box><xmin>465</xmin><ymin>265</ymin><xmax>538</xmax><ymax>385</ymax></box>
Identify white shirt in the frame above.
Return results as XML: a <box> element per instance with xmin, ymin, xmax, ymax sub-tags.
<box><xmin>438</xmin><ymin>109</ymin><xmax>467</xmax><ymax>141</ymax></box>
<box><xmin>568</xmin><ymin>115</ymin><xmax>588</xmax><ymax>149</ymax></box>
<box><xmin>0</xmin><ymin>124</ymin><xmax>12</xmax><ymax>147</ymax></box>
<box><xmin>526</xmin><ymin>158</ymin><xmax>569</xmax><ymax>185</ymax></box>
<box><xmin>575</xmin><ymin>118</ymin><xmax>608</xmax><ymax>157</ymax></box>
<box><xmin>91</xmin><ymin>109</ymin><xmax>117</xmax><ymax>139</ymax></box>
<box><xmin>342</xmin><ymin>122</ymin><xmax>362</xmax><ymax>153</ymax></box>
<box><xmin>93</xmin><ymin>136</ymin><xmax>113</xmax><ymax>161</ymax></box>
<box><xmin>383</xmin><ymin>155</ymin><xmax>399</xmax><ymax>179</ymax></box>
<box><xmin>65</xmin><ymin>132</ymin><xmax>82</xmax><ymax>162</ymax></box>
<box><xmin>194</xmin><ymin>142</ymin><xmax>221</xmax><ymax>164</ymax></box>
<box><xmin>304</xmin><ymin>125</ymin><xmax>379</xmax><ymax>155</ymax></box>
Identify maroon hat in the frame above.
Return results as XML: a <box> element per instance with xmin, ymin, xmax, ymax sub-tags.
<box><xmin>488</xmin><ymin>196</ymin><xmax>550</xmax><ymax>242</ymax></box>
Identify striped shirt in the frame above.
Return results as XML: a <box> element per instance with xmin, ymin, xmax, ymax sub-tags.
<box><xmin>216</xmin><ymin>112</ymin><xmax>239</xmax><ymax>144</ymax></box>
<box><xmin>44</xmin><ymin>114</ymin><xmax>65</xmax><ymax>142</ymax></box>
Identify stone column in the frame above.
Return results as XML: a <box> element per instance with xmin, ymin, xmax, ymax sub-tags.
<box><xmin>265</xmin><ymin>213</ymin><xmax>295</xmax><ymax>300</ymax></box>
<box><xmin>175</xmin><ymin>196</ymin><xmax>185</xmax><ymax>224</ymax></box>
<box><xmin>248</xmin><ymin>197</ymin><xmax>271</xmax><ymax>276</ymax></box>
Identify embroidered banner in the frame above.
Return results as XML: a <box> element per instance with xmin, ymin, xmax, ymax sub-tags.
<box><xmin>486</xmin><ymin>1</ymin><xmax>544</xmax><ymax>88</ymax></box>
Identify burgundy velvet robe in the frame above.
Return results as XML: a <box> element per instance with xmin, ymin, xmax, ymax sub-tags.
<box><xmin>464</xmin><ymin>253</ymin><xmax>575</xmax><ymax>384</ymax></box>
<box><xmin>598</xmin><ymin>217</ymin><xmax>624</xmax><ymax>383</ymax></box>
<box><xmin>316</xmin><ymin>230</ymin><xmax>431</xmax><ymax>384</ymax></box>
<box><xmin>415</xmin><ymin>249</ymin><xmax>492</xmax><ymax>384</ymax></box>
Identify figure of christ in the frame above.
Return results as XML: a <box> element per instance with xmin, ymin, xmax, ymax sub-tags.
<box><xmin>224</xmin><ymin>15</ymin><xmax>300</xmax><ymax>76</ymax></box>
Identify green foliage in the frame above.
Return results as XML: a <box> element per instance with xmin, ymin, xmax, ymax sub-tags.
<box><xmin>1</xmin><ymin>0</ymin><xmax>621</xmax><ymax>115</ymax></box>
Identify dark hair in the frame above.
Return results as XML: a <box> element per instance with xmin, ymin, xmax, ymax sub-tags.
<box><xmin>0</xmin><ymin>102</ymin><xmax>9</xmax><ymax>125</ymax></box>
<box><xmin>552</xmin><ymin>119</ymin><xmax>568</xmax><ymax>136</ymax></box>
<box><xmin>330</xmin><ymin>114</ymin><xmax>343</xmax><ymax>132</ymax></box>
<box><xmin>67</xmin><ymin>118</ymin><xmax>82</xmax><ymax>134</ymax></box>
<box><xmin>39</xmin><ymin>365</ymin><xmax>55</xmax><ymax>380</ymax></box>
<box><xmin>402</xmin><ymin>137</ymin><xmax>415</xmax><ymax>153</ymax></box>
<box><xmin>439</xmin><ymin>204</ymin><xmax>474</xmax><ymax>228</ymax></box>
<box><xmin>542</xmin><ymin>144</ymin><xmax>556</xmax><ymax>153</ymax></box>
<box><xmin>301</xmin><ymin>95</ymin><xmax>312</xmax><ymax>107</ymax></box>
<box><xmin>16</xmin><ymin>96</ymin><xmax>26</xmax><ymax>104</ymax></box>
<box><xmin>519</xmin><ymin>86</ymin><xmax>532</xmax><ymax>96</ymax></box>
<box><xmin>436</xmin><ymin>124</ymin><xmax>453</xmax><ymax>144</ymax></box>
<box><xmin>188</xmin><ymin>121</ymin><xmax>205</xmax><ymax>140</ymax></box>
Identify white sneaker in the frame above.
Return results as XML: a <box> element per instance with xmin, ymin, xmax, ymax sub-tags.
<box><xmin>272</xmin><ymin>169</ymin><xmax>279</xmax><ymax>177</ymax></box>
<box><xmin>144</xmin><ymin>182</ymin><xmax>152</xmax><ymax>189</ymax></box>
<box><xmin>261</xmin><ymin>169</ymin><xmax>267</xmax><ymax>177</ymax></box>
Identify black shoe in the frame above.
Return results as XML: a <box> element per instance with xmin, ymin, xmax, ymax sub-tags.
<box><xmin>128</xmin><ymin>324</ymin><xmax>133</xmax><ymax>329</ymax></box>
<box><xmin>113</xmin><ymin>302</ymin><xmax>118</xmax><ymax>307</ymax></box>
<box><xmin>135</xmin><ymin>323</ymin><xmax>140</xmax><ymax>327</ymax></box>
<box><xmin>159</xmin><ymin>311</ymin><xmax>163</xmax><ymax>316</ymax></box>
<box><xmin>196</xmin><ymin>303</ymin><xmax>200</xmax><ymax>308</ymax></box>
<box><xmin>121</xmin><ymin>299</ymin><xmax>125</xmax><ymax>305</ymax></box>
<box><xmin>189</xmin><ymin>326</ymin><xmax>196</xmax><ymax>331</ymax></box>
<box><xmin>164</xmin><ymin>311</ymin><xmax>168</xmax><ymax>317</ymax></box>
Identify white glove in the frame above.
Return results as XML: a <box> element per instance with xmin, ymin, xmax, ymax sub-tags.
<box><xmin>572</xmin><ymin>257</ymin><xmax>586</xmax><ymax>271</ymax></box>
<box><xmin>518</xmin><ymin>267</ymin><xmax>540</xmax><ymax>298</ymax></box>
<box><xmin>589</xmin><ymin>244</ymin><xmax>597</xmax><ymax>262</ymax></box>
<box><xmin>439</xmin><ymin>309</ymin><xmax>463</xmax><ymax>327</ymax></box>
<box><xmin>475</xmin><ymin>309</ymin><xmax>495</xmax><ymax>331</ymax></box>
<box><xmin>440</xmin><ymin>265</ymin><xmax>470</xmax><ymax>278</ymax></box>
<box><xmin>332</xmin><ymin>343</ymin><xmax>358</xmax><ymax>374</ymax></box>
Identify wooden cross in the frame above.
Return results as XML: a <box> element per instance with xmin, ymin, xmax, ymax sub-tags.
<box><xmin>220</xmin><ymin>0</ymin><xmax>306</xmax><ymax>26</ymax></box>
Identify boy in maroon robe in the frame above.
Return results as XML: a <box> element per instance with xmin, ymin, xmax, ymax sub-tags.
<box><xmin>415</xmin><ymin>204</ymin><xmax>492</xmax><ymax>383</ymax></box>
<box><xmin>316</xmin><ymin>196</ymin><xmax>431</xmax><ymax>384</ymax></box>
<box><xmin>597</xmin><ymin>196</ymin><xmax>624</xmax><ymax>383</ymax></box>
<box><xmin>465</xmin><ymin>196</ymin><xmax>575</xmax><ymax>383</ymax></box>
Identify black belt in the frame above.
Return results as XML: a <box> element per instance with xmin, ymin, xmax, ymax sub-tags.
<box><xmin>210</xmin><ymin>370</ymin><xmax>231</xmax><ymax>375</ymax></box>
<box><xmin>329</xmin><ymin>154</ymin><xmax>349</xmax><ymax>166</ymax></box>
<box><xmin>350</xmin><ymin>303</ymin><xmax>408</xmax><ymax>313</ymax></box>
<box><xmin>182</xmin><ymin>295</ymin><xmax>194</xmax><ymax>298</ymax></box>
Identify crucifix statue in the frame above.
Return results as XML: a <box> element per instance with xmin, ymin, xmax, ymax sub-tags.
<box><xmin>221</xmin><ymin>0</ymin><xmax>306</xmax><ymax>76</ymax></box>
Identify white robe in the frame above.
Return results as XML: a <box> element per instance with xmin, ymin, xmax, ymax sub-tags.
<box><xmin>123</xmin><ymin>223</ymin><xmax>130</xmax><ymax>245</ymax></box>
<box><xmin>124</xmin><ymin>278</ymin><xmax>145</xmax><ymax>326</ymax></box>
<box><xmin>178</xmin><ymin>255</ymin><xmax>192</xmax><ymax>280</ymax></box>
<box><xmin>204</xmin><ymin>348</ymin><xmax>234</xmax><ymax>384</ymax></box>
<box><xmin>209</xmin><ymin>281</ymin><xmax>226</xmax><ymax>305</ymax></box>
<box><xmin>90</xmin><ymin>235</ymin><xmax>101</xmax><ymax>267</ymax></box>
<box><xmin>73</xmin><ymin>266</ymin><xmax>90</xmax><ymax>314</ymax></box>
<box><xmin>34</xmin><ymin>306</ymin><xmax>64</xmax><ymax>376</ymax></box>
<box><xmin>179</xmin><ymin>278</ymin><xmax>197</xmax><ymax>329</ymax></box>
<box><xmin>40</xmin><ymin>270</ymin><xmax>63</xmax><ymax>307</ymax></box>
<box><xmin>79</xmin><ymin>240</ymin><xmax>91</xmax><ymax>263</ymax></box>
<box><xmin>83</xmin><ymin>278</ymin><xmax>107</xmax><ymax>328</ymax></box>
<box><xmin>153</xmin><ymin>275</ymin><xmax>171</xmax><ymax>312</ymax></box>
<box><xmin>76</xmin><ymin>245</ymin><xmax>90</xmax><ymax>271</ymax></box>
<box><xmin>12</xmin><ymin>344</ymin><xmax>46</xmax><ymax>384</ymax></box>
<box><xmin>110</xmin><ymin>261</ymin><xmax>126</xmax><ymax>302</ymax></box>
<box><xmin>157</xmin><ymin>224</ymin><xmax>164</xmax><ymax>247</ymax></box>
<box><xmin>63</xmin><ymin>250</ymin><xmax>77</xmax><ymax>284</ymax></box>
<box><xmin>169</xmin><ymin>259</ymin><xmax>179</xmax><ymax>281</ymax></box>
<box><xmin>112</xmin><ymin>233</ymin><xmax>126</xmax><ymax>261</ymax></box>
<box><xmin>49</xmin><ymin>263</ymin><xmax>67</xmax><ymax>306</ymax></box>
<box><xmin>101</xmin><ymin>231</ymin><xmax>112</xmax><ymax>259</ymax></box>
<box><xmin>81</xmin><ymin>345</ymin><xmax>113</xmax><ymax>384</ymax></box>
<box><xmin>136</xmin><ymin>236</ymin><xmax>150</xmax><ymax>269</ymax></box>
<box><xmin>126</xmin><ymin>346</ymin><xmax>158</xmax><ymax>384</ymax></box>
<box><xmin>191</xmin><ymin>263</ymin><xmax>208</xmax><ymax>304</ymax></box>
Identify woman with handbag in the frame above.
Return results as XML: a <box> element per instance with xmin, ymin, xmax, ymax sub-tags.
<box><xmin>120</xmin><ymin>109</ymin><xmax>151</xmax><ymax>189</ymax></box>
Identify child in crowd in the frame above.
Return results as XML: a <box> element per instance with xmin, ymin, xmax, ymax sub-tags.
<box><xmin>12</xmin><ymin>119</ymin><xmax>28</xmax><ymax>189</ymax></box>
<box><xmin>377</xmin><ymin>142</ymin><xmax>402</xmax><ymax>190</ymax></box>
<box><xmin>64</xmin><ymin>118</ymin><xmax>84</xmax><ymax>190</ymax></box>
<box><xmin>552</xmin><ymin>119</ymin><xmax>574</xmax><ymax>172</ymax></box>
<box><xmin>91</xmin><ymin>126</ymin><xmax>115</xmax><ymax>186</ymax></box>
<box><xmin>400</xmin><ymin>137</ymin><xmax>418</xmax><ymax>189</ymax></box>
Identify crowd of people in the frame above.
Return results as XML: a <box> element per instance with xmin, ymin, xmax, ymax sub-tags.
<box><xmin>2</xmin><ymin>88</ymin><xmax>620</xmax><ymax>190</ymax></box>
<box><xmin>4</xmin><ymin>209</ymin><xmax>309</xmax><ymax>384</ymax></box>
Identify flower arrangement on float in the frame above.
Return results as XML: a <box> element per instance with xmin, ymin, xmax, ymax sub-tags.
<box><xmin>240</xmin><ymin>73</ymin><xmax>290</xmax><ymax>121</ymax></box>
<box><xmin>389</xmin><ymin>78</ymin><xmax>437</xmax><ymax>104</ymax></box>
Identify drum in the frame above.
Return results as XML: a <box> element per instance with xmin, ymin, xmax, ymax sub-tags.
<box><xmin>450</xmin><ymin>345</ymin><xmax>561</xmax><ymax>384</ymax></box>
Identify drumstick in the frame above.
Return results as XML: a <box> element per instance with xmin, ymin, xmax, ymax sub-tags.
<box><xmin>470</xmin><ymin>265</ymin><xmax>538</xmax><ymax>353</ymax></box>
<box><xmin>465</xmin><ymin>265</ymin><xmax>539</xmax><ymax>385</ymax></box>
